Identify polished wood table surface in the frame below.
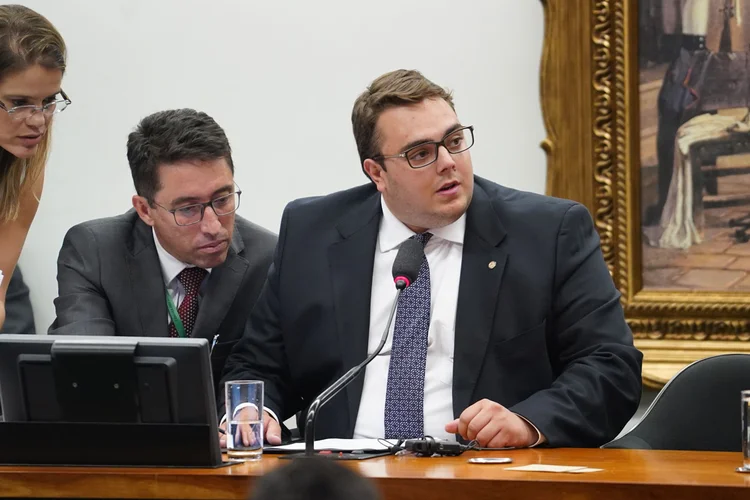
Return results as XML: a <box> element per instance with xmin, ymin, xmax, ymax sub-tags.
<box><xmin>1</xmin><ymin>448</ymin><xmax>749</xmax><ymax>499</ymax></box>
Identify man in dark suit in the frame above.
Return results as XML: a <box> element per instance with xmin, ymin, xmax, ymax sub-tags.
<box><xmin>221</xmin><ymin>70</ymin><xmax>642</xmax><ymax>448</ymax></box>
<box><xmin>50</xmin><ymin>109</ymin><xmax>276</xmax><ymax>394</ymax></box>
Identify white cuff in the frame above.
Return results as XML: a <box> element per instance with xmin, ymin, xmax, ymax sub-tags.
<box><xmin>514</xmin><ymin>413</ymin><xmax>545</xmax><ymax>447</ymax></box>
<box><xmin>264</xmin><ymin>407</ymin><xmax>280</xmax><ymax>424</ymax></box>
<box><xmin>220</xmin><ymin>403</ymin><xmax>279</xmax><ymax>426</ymax></box>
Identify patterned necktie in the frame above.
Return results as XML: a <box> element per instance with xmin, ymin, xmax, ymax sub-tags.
<box><xmin>168</xmin><ymin>267</ymin><xmax>208</xmax><ymax>338</ymax></box>
<box><xmin>384</xmin><ymin>232</ymin><xmax>433</xmax><ymax>439</ymax></box>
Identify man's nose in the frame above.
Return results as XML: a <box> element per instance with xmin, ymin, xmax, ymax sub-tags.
<box><xmin>200</xmin><ymin>205</ymin><xmax>222</xmax><ymax>234</ymax></box>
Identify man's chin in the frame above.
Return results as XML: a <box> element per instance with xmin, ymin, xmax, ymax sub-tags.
<box><xmin>436</xmin><ymin>198</ymin><xmax>470</xmax><ymax>223</ymax></box>
<box><xmin>191</xmin><ymin>249</ymin><xmax>229</xmax><ymax>269</ymax></box>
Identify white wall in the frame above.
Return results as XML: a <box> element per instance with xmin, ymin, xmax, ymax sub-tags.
<box><xmin>16</xmin><ymin>0</ymin><xmax>547</xmax><ymax>332</ymax></box>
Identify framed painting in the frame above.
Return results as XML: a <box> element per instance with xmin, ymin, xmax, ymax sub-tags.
<box><xmin>541</xmin><ymin>0</ymin><xmax>750</xmax><ymax>388</ymax></box>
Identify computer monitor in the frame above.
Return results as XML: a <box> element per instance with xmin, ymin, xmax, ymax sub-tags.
<box><xmin>0</xmin><ymin>335</ymin><xmax>223</xmax><ymax>467</ymax></box>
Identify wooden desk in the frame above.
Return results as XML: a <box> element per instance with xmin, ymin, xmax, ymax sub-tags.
<box><xmin>1</xmin><ymin>448</ymin><xmax>748</xmax><ymax>500</ymax></box>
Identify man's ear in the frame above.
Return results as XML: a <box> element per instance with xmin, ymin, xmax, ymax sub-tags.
<box><xmin>363</xmin><ymin>159</ymin><xmax>387</xmax><ymax>193</ymax></box>
<box><xmin>132</xmin><ymin>195</ymin><xmax>156</xmax><ymax>227</ymax></box>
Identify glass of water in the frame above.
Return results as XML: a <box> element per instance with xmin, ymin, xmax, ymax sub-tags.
<box><xmin>225</xmin><ymin>380</ymin><xmax>264</xmax><ymax>461</ymax></box>
<box><xmin>743</xmin><ymin>390</ymin><xmax>750</xmax><ymax>470</ymax></box>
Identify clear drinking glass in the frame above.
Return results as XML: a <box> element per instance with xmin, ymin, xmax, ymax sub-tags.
<box><xmin>225</xmin><ymin>380</ymin><xmax>264</xmax><ymax>461</ymax></box>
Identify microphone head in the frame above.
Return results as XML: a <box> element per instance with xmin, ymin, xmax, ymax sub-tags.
<box><xmin>392</xmin><ymin>238</ymin><xmax>424</xmax><ymax>289</ymax></box>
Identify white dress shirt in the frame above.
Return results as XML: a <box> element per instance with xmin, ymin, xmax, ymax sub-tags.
<box><xmin>152</xmin><ymin>229</ymin><xmax>211</xmax><ymax>324</ymax></box>
<box><xmin>353</xmin><ymin>197</ymin><xmax>464</xmax><ymax>441</ymax></box>
<box><xmin>682</xmin><ymin>0</ymin><xmax>710</xmax><ymax>36</ymax></box>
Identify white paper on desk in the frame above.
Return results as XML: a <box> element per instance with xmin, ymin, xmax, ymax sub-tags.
<box><xmin>265</xmin><ymin>439</ymin><xmax>391</xmax><ymax>453</ymax></box>
<box><xmin>505</xmin><ymin>464</ymin><xmax>590</xmax><ymax>473</ymax></box>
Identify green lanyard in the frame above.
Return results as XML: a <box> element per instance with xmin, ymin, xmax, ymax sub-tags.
<box><xmin>165</xmin><ymin>289</ymin><xmax>187</xmax><ymax>338</ymax></box>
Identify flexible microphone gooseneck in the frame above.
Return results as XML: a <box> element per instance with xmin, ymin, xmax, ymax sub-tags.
<box><xmin>300</xmin><ymin>238</ymin><xmax>425</xmax><ymax>456</ymax></box>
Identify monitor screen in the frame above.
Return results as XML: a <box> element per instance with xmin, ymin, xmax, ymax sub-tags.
<box><xmin>0</xmin><ymin>335</ymin><xmax>218</xmax><ymax>426</ymax></box>
<box><xmin>0</xmin><ymin>335</ymin><xmax>224</xmax><ymax>467</ymax></box>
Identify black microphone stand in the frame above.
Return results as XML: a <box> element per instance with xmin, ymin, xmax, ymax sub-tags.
<box><xmin>301</xmin><ymin>280</ymin><xmax>407</xmax><ymax>457</ymax></box>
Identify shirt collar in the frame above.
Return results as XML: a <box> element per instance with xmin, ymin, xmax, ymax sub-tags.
<box><xmin>378</xmin><ymin>196</ymin><xmax>466</xmax><ymax>253</ymax></box>
<box><xmin>152</xmin><ymin>228</ymin><xmax>211</xmax><ymax>286</ymax></box>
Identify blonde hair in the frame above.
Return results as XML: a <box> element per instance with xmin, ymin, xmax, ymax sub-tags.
<box><xmin>0</xmin><ymin>5</ymin><xmax>66</xmax><ymax>222</ymax></box>
<box><xmin>351</xmin><ymin>69</ymin><xmax>454</xmax><ymax>178</ymax></box>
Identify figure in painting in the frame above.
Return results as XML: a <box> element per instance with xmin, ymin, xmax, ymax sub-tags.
<box><xmin>641</xmin><ymin>1</ymin><xmax>750</xmax><ymax>290</ymax></box>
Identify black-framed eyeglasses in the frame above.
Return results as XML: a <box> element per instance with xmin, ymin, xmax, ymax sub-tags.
<box><xmin>372</xmin><ymin>125</ymin><xmax>474</xmax><ymax>169</ymax></box>
<box><xmin>0</xmin><ymin>89</ymin><xmax>72</xmax><ymax>122</ymax></box>
<box><xmin>155</xmin><ymin>189</ymin><xmax>242</xmax><ymax>226</ymax></box>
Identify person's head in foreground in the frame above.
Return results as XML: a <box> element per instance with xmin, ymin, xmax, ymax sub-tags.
<box><xmin>248</xmin><ymin>457</ymin><xmax>381</xmax><ymax>500</ymax></box>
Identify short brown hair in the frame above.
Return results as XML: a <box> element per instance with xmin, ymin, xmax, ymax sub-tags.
<box><xmin>0</xmin><ymin>5</ymin><xmax>66</xmax><ymax>223</ymax></box>
<box><xmin>351</xmin><ymin>69</ymin><xmax>454</xmax><ymax>179</ymax></box>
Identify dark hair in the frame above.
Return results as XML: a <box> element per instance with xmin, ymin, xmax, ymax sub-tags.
<box><xmin>126</xmin><ymin>108</ymin><xmax>234</xmax><ymax>203</ymax></box>
<box><xmin>352</xmin><ymin>69</ymin><xmax>454</xmax><ymax>179</ymax></box>
<box><xmin>248</xmin><ymin>458</ymin><xmax>381</xmax><ymax>500</ymax></box>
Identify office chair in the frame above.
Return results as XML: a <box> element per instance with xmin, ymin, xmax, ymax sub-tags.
<box><xmin>603</xmin><ymin>353</ymin><xmax>750</xmax><ymax>452</ymax></box>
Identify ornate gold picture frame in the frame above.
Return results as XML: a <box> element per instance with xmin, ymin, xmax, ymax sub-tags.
<box><xmin>541</xmin><ymin>0</ymin><xmax>750</xmax><ymax>388</ymax></box>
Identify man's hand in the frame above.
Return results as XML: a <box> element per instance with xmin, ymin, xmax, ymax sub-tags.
<box><xmin>263</xmin><ymin>410</ymin><xmax>282</xmax><ymax>445</ymax></box>
<box><xmin>218</xmin><ymin>409</ymin><xmax>282</xmax><ymax>448</ymax></box>
<box><xmin>445</xmin><ymin>399</ymin><xmax>542</xmax><ymax>448</ymax></box>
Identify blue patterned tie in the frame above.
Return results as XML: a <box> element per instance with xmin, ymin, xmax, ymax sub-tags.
<box><xmin>384</xmin><ymin>232</ymin><xmax>432</xmax><ymax>439</ymax></box>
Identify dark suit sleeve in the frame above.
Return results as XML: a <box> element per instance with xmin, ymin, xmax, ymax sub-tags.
<box><xmin>220</xmin><ymin>206</ymin><xmax>298</xmax><ymax>420</ymax></box>
<box><xmin>510</xmin><ymin>203</ymin><xmax>643</xmax><ymax>447</ymax></box>
<box><xmin>0</xmin><ymin>267</ymin><xmax>36</xmax><ymax>334</ymax></box>
<box><xmin>49</xmin><ymin>224</ymin><xmax>116</xmax><ymax>335</ymax></box>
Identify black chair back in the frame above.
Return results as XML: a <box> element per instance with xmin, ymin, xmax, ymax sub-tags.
<box><xmin>604</xmin><ymin>353</ymin><xmax>750</xmax><ymax>451</ymax></box>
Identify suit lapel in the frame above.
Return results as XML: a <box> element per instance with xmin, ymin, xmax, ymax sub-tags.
<box><xmin>192</xmin><ymin>229</ymin><xmax>248</xmax><ymax>342</ymax></box>
<box><xmin>127</xmin><ymin>220</ymin><xmax>169</xmax><ymax>337</ymax></box>
<box><xmin>453</xmin><ymin>183</ymin><xmax>508</xmax><ymax>417</ymax></box>
<box><xmin>327</xmin><ymin>192</ymin><xmax>381</xmax><ymax>436</ymax></box>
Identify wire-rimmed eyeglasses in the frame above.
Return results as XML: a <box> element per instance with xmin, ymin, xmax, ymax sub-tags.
<box><xmin>0</xmin><ymin>90</ymin><xmax>71</xmax><ymax>122</ymax></box>
<box><xmin>155</xmin><ymin>189</ymin><xmax>242</xmax><ymax>227</ymax></box>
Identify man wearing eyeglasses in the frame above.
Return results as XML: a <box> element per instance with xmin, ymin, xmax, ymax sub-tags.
<box><xmin>49</xmin><ymin>109</ymin><xmax>277</xmax><ymax>396</ymax></box>
<box><xmin>220</xmin><ymin>70</ymin><xmax>642</xmax><ymax>449</ymax></box>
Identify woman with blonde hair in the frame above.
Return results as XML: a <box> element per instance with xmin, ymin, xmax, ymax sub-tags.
<box><xmin>0</xmin><ymin>5</ymin><xmax>70</xmax><ymax>330</ymax></box>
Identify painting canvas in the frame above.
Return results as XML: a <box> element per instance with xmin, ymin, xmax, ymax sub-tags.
<box><xmin>639</xmin><ymin>0</ymin><xmax>750</xmax><ymax>290</ymax></box>
<box><xmin>542</xmin><ymin>0</ymin><xmax>750</xmax><ymax>387</ymax></box>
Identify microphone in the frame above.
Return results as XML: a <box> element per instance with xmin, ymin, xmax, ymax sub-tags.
<box><xmin>300</xmin><ymin>238</ymin><xmax>424</xmax><ymax>457</ymax></box>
